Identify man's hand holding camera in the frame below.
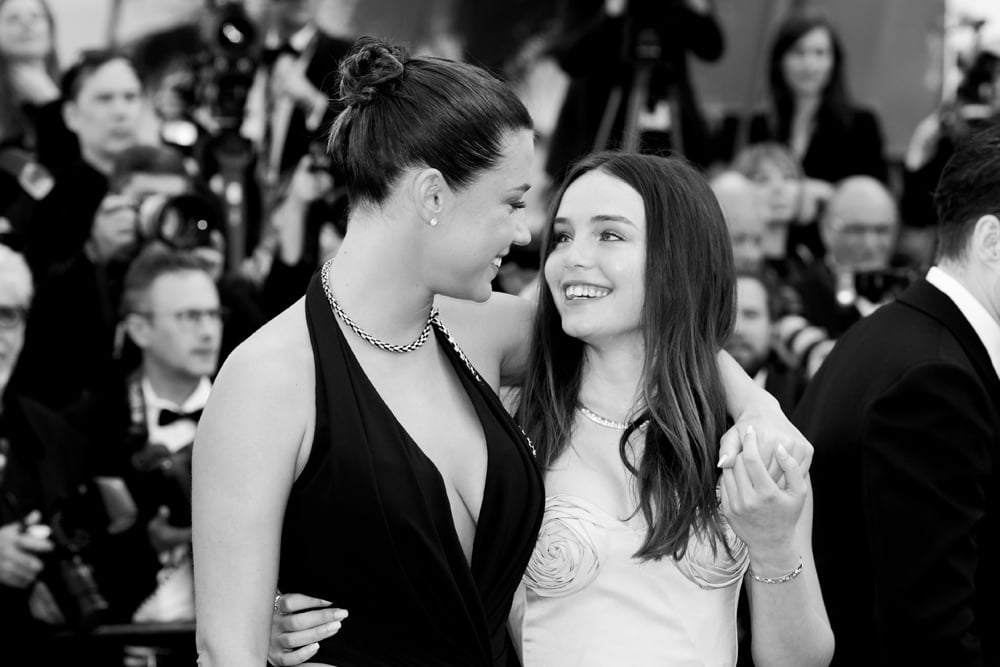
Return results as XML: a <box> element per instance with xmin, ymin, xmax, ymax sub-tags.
<box><xmin>0</xmin><ymin>511</ymin><xmax>67</xmax><ymax>625</ymax></box>
<box><xmin>0</xmin><ymin>511</ymin><xmax>52</xmax><ymax>590</ymax></box>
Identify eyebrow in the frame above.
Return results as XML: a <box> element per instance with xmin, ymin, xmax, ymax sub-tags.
<box><xmin>508</xmin><ymin>183</ymin><xmax>531</xmax><ymax>195</ymax></box>
<box><xmin>554</xmin><ymin>214</ymin><xmax>637</xmax><ymax>227</ymax></box>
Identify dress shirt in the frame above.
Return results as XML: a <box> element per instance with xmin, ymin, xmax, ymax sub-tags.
<box><xmin>142</xmin><ymin>376</ymin><xmax>212</xmax><ymax>453</ymax></box>
<box><xmin>926</xmin><ymin>265</ymin><xmax>1000</xmax><ymax>379</ymax></box>
<box><xmin>241</xmin><ymin>24</ymin><xmax>318</xmax><ymax>183</ymax></box>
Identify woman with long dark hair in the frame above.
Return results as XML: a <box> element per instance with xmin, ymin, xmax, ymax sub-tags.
<box><xmin>724</xmin><ymin>9</ymin><xmax>887</xmax><ymax>192</ymax></box>
<box><xmin>510</xmin><ymin>152</ymin><xmax>831</xmax><ymax>666</ymax></box>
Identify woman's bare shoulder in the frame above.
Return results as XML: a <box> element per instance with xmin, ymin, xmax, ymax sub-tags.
<box><xmin>211</xmin><ymin>299</ymin><xmax>314</xmax><ymax>407</ymax></box>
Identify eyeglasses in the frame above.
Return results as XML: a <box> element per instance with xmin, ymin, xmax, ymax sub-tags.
<box><xmin>0</xmin><ymin>306</ymin><xmax>27</xmax><ymax>331</ymax></box>
<box><xmin>135</xmin><ymin>308</ymin><xmax>226</xmax><ymax>329</ymax></box>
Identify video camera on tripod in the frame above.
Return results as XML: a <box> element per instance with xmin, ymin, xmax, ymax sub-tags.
<box><xmin>595</xmin><ymin>0</ymin><xmax>692</xmax><ymax>154</ymax></box>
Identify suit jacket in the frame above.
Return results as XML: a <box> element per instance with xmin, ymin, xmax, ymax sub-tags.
<box><xmin>272</xmin><ymin>30</ymin><xmax>354</xmax><ymax>179</ymax></box>
<box><xmin>793</xmin><ymin>278</ymin><xmax>1000</xmax><ymax>666</ymax></box>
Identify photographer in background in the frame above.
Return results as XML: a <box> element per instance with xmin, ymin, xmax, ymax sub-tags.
<box><xmin>778</xmin><ymin>175</ymin><xmax>912</xmax><ymax>377</ymax></box>
<box><xmin>73</xmin><ymin>248</ymin><xmax>222</xmax><ymax>639</ymax></box>
<box><xmin>242</xmin><ymin>0</ymin><xmax>354</xmax><ymax>190</ymax></box>
<box><xmin>543</xmin><ymin>0</ymin><xmax>723</xmax><ymax>183</ymax></box>
<box><xmin>14</xmin><ymin>49</ymin><xmax>144</xmax><ymax>276</ymax></box>
<box><xmin>901</xmin><ymin>25</ymin><xmax>1000</xmax><ymax>266</ymax></box>
<box><xmin>12</xmin><ymin>144</ymin><xmax>261</xmax><ymax>413</ymax></box>
<box><xmin>0</xmin><ymin>245</ymin><xmax>117</xmax><ymax>663</ymax></box>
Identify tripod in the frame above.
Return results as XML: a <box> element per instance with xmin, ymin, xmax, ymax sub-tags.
<box><xmin>592</xmin><ymin>23</ymin><xmax>685</xmax><ymax>156</ymax></box>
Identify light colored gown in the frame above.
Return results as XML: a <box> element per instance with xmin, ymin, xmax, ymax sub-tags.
<box><xmin>510</xmin><ymin>492</ymin><xmax>749</xmax><ymax>667</ymax></box>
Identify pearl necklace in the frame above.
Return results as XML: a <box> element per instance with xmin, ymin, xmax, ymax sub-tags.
<box><xmin>321</xmin><ymin>260</ymin><xmax>438</xmax><ymax>354</ymax></box>
<box><xmin>577</xmin><ymin>403</ymin><xmax>646</xmax><ymax>431</ymax></box>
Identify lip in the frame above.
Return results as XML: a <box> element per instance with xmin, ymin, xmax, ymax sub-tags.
<box><xmin>559</xmin><ymin>280</ymin><xmax>613</xmax><ymax>304</ymax></box>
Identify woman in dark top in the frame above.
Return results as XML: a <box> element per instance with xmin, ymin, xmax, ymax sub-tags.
<box><xmin>192</xmin><ymin>36</ymin><xmax>547</xmax><ymax>667</ymax></box>
<box><xmin>722</xmin><ymin>9</ymin><xmax>887</xmax><ymax>189</ymax></box>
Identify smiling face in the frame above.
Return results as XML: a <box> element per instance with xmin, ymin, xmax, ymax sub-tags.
<box><xmin>544</xmin><ymin>169</ymin><xmax>646</xmax><ymax>348</ymax></box>
<box><xmin>781</xmin><ymin>27</ymin><xmax>834</xmax><ymax>99</ymax></box>
<box><xmin>431</xmin><ymin>128</ymin><xmax>534</xmax><ymax>302</ymax></box>
<box><xmin>0</xmin><ymin>0</ymin><xmax>52</xmax><ymax>61</ymax></box>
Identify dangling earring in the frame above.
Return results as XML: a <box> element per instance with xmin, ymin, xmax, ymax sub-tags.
<box><xmin>429</xmin><ymin>217</ymin><xmax>438</xmax><ymax>226</ymax></box>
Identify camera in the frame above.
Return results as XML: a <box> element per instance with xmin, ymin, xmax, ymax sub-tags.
<box><xmin>36</xmin><ymin>483</ymin><xmax>113</xmax><ymax>630</ymax></box>
<box><xmin>136</xmin><ymin>191</ymin><xmax>225</xmax><ymax>252</ymax></box>
<box><xmin>194</xmin><ymin>1</ymin><xmax>259</xmax><ymax>129</ymax></box>
<box><xmin>130</xmin><ymin>443</ymin><xmax>193</xmax><ymax>529</ymax></box>
<box><xmin>854</xmin><ymin>268</ymin><xmax>916</xmax><ymax>304</ymax></box>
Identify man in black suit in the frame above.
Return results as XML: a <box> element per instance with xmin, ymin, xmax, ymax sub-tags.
<box><xmin>793</xmin><ymin>123</ymin><xmax>1000</xmax><ymax>666</ymax></box>
<box><xmin>243</xmin><ymin>0</ymin><xmax>354</xmax><ymax>188</ymax></box>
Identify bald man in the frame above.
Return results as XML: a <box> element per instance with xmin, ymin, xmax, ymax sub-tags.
<box><xmin>711</xmin><ymin>171</ymin><xmax>766</xmax><ymax>273</ymax></box>
<box><xmin>821</xmin><ymin>176</ymin><xmax>899</xmax><ymax>274</ymax></box>
<box><xmin>791</xmin><ymin>176</ymin><xmax>906</xmax><ymax>339</ymax></box>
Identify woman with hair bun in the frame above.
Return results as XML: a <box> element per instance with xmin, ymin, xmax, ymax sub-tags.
<box><xmin>193</xmin><ymin>36</ymin><xmax>810</xmax><ymax>667</ymax></box>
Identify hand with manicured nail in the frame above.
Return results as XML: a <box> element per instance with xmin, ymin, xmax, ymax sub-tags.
<box><xmin>718</xmin><ymin>400</ymin><xmax>813</xmax><ymax>483</ymax></box>
<box><xmin>268</xmin><ymin>592</ymin><xmax>347</xmax><ymax>666</ymax></box>
<box><xmin>719</xmin><ymin>426</ymin><xmax>808</xmax><ymax>569</ymax></box>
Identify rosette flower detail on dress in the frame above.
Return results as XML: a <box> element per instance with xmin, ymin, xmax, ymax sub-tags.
<box><xmin>522</xmin><ymin>495</ymin><xmax>605</xmax><ymax>598</ymax></box>
<box><xmin>674</xmin><ymin>518</ymin><xmax>750</xmax><ymax>590</ymax></box>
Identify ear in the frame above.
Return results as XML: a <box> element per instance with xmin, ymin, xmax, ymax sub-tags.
<box><xmin>972</xmin><ymin>214</ymin><xmax>1000</xmax><ymax>265</ymax></box>
<box><xmin>62</xmin><ymin>100</ymin><xmax>79</xmax><ymax>135</ymax></box>
<box><xmin>411</xmin><ymin>168</ymin><xmax>447</xmax><ymax>226</ymax></box>
<box><xmin>124</xmin><ymin>313</ymin><xmax>152</xmax><ymax>349</ymax></box>
<box><xmin>818</xmin><ymin>213</ymin><xmax>837</xmax><ymax>249</ymax></box>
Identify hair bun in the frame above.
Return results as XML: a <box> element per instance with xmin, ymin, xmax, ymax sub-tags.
<box><xmin>339</xmin><ymin>36</ymin><xmax>407</xmax><ymax>107</ymax></box>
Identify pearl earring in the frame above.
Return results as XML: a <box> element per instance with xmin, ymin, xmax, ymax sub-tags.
<box><xmin>429</xmin><ymin>217</ymin><xmax>438</xmax><ymax>226</ymax></box>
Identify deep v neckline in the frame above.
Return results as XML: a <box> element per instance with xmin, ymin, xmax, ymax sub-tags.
<box><xmin>334</xmin><ymin>320</ymin><xmax>495</xmax><ymax>571</ymax></box>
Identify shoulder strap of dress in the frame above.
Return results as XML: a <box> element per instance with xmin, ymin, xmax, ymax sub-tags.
<box><xmin>430</xmin><ymin>313</ymin><xmax>537</xmax><ymax>460</ymax></box>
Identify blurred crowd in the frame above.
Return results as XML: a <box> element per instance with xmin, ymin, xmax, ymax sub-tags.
<box><xmin>0</xmin><ymin>0</ymin><xmax>998</xmax><ymax>664</ymax></box>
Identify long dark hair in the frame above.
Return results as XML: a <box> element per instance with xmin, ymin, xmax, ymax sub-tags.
<box><xmin>328</xmin><ymin>35</ymin><xmax>533</xmax><ymax>208</ymax></box>
<box><xmin>517</xmin><ymin>152</ymin><xmax>736</xmax><ymax>561</ymax></box>
<box><xmin>0</xmin><ymin>0</ymin><xmax>60</xmax><ymax>145</ymax></box>
<box><xmin>767</xmin><ymin>9</ymin><xmax>853</xmax><ymax>138</ymax></box>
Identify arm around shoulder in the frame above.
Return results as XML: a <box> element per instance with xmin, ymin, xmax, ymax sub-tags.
<box><xmin>192</xmin><ymin>319</ymin><xmax>314</xmax><ymax>667</ymax></box>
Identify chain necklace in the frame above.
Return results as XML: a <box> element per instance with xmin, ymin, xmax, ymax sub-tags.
<box><xmin>577</xmin><ymin>403</ymin><xmax>646</xmax><ymax>431</ymax></box>
<box><xmin>321</xmin><ymin>260</ymin><xmax>437</xmax><ymax>354</ymax></box>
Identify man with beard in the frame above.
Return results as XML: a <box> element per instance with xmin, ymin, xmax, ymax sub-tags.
<box><xmin>725</xmin><ymin>271</ymin><xmax>807</xmax><ymax>414</ymax></box>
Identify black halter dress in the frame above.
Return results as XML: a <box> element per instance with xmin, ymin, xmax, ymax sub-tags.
<box><xmin>277</xmin><ymin>271</ymin><xmax>544</xmax><ymax>666</ymax></box>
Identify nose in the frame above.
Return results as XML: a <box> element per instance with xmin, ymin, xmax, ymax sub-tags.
<box><xmin>511</xmin><ymin>215</ymin><xmax>531</xmax><ymax>247</ymax></box>
<box><xmin>560</xmin><ymin>235</ymin><xmax>592</xmax><ymax>269</ymax></box>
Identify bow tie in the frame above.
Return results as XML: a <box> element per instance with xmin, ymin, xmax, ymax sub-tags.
<box><xmin>262</xmin><ymin>41</ymin><xmax>301</xmax><ymax>66</ymax></box>
<box><xmin>158</xmin><ymin>408</ymin><xmax>203</xmax><ymax>427</ymax></box>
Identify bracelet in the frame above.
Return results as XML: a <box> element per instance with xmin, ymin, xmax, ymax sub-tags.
<box><xmin>748</xmin><ymin>557</ymin><xmax>803</xmax><ymax>584</ymax></box>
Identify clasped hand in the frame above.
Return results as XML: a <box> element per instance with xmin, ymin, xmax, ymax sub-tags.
<box><xmin>718</xmin><ymin>426</ymin><xmax>806</xmax><ymax>567</ymax></box>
